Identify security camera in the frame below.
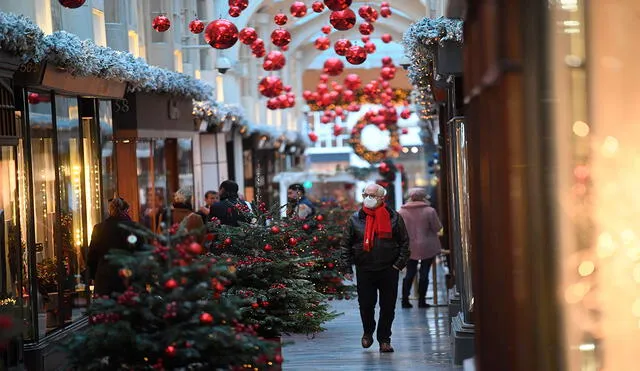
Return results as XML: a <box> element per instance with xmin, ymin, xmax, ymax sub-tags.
<box><xmin>399</xmin><ymin>55</ymin><xmax>411</xmax><ymax>70</ymax></box>
<box><xmin>216</xmin><ymin>55</ymin><xmax>232</xmax><ymax>74</ymax></box>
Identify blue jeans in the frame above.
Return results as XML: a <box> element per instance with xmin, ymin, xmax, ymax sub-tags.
<box><xmin>402</xmin><ymin>258</ymin><xmax>435</xmax><ymax>302</ymax></box>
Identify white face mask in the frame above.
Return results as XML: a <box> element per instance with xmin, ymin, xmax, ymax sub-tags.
<box><xmin>363</xmin><ymin>197</ymin><xmax>379</xmax><ymax>209</ymax></box>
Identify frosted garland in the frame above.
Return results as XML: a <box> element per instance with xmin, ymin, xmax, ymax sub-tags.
<box><xmin>0</xmin><ymin>11</ymin><xmax>211</xmax><ymax>100</ymax></box>
<box><xmin>193</xmin><ymin>99</ymin><xmax>246</xmax><ymax>132</ymax></box>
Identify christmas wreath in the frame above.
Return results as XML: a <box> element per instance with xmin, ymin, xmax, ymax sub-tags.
<box><xmin>349</xmin><ymin>116</ymin><xmax>401</xmax><ymax>164</ymax></box>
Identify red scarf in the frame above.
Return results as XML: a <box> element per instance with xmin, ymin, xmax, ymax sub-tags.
<box><xmin>362</xmin><ymin>205</ymin><xmax>393</xmax><ymax>252</ymax></box>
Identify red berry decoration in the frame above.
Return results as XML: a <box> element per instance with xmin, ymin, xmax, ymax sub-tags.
<box><xmin>165</xmin><ymin>345</ymin><xmax>176</xmax><ymax>357</ymax></box>
<box><xmin>199</xmin><ymin>312</ymin><xmax>214</xmax><ymax>324</ymax></box>
<box><xmin>345</xmin><ymin>45</ymin><xmax>367</xmax><ymax>65</ymax></box>
<box><xmin>205</xmin><ymin>19</ymin><xmax>239</xmax><ymax>49</ymax></box>
<box><xmin>263</xmin><ymin>51</ymin><xmax>287</xmax><ymax>71</ymax></box>
<box><xmin>189</xmin><ymin>18</ymin><xmax>205</xmax><ymax>34</ymax></box>
<box><xmin>314</xmin><ymin>36</ymin><xmax>331</xmax><ymax>50</ymax></box>
<box><xmin>381</xmin><ymin>33</ymin><xmax>392</xmax><ymax>43</ymax></box>
<box><xmin>228</xmin><ymin>6</ymin><xmax>242</xmax><ymax>17</ymax></box>
<box><xmin>312</xmin><ymin>1</ymin><xmax>325</xmax><ymax>12</ymax></box>
<box><xmin>274</xmin><ymin>13</ymin><xmax>288</xmax><ymax>25</ymax></box>
<box><xmin>164</xmin><ymin>279</ymin><xmax>178</xmax><ymax>290</ymax></box>
<box><xmin>258</xmin><ymin>76</ymin><xmax>284</xmax><ymax>98</ymax></box>
<box><xmin>359</xmin><ymin>22</ymin><xmax>374</xmax><ymax>35</ymax></box>
<box><xmin>270</xmin><ymin>225</ymin><xmax>281</xmax><ymax>234</ymax></box>
<box><xmin>329</xmin><ymin>9</ymin><xmax>356</xmax><ymax>31</ymax></box>
<box><xmin>58</xmin><ymin>0</ymin><xmax>86</xmax><ymax>8</ymax></box>
<box><xmin>333</xmin><ymin>39</ymin><xmax>352</xmax><ymax>56</ymax></box>
<box><xmin>152</xmin><ymin>15</ymin><xmax>171</xmax><ymax>32</ymax></box>
<box><xmin>239</xmin><ymin>27</ymin><xmax>258</xmax><ymax>44</ymax></box>
<box><xmin>263</xmin><ymin>244</ymin><xmax>273</xmax><ymax>252</ymax></box>
<box><xmin>324</xmin><ymin>0</ymin><xmax>352</xmax><ymax>11</ymax></box>
<box><xmin>271</xmin><ymin>28</ymin><xmax>292</xmax><ymax>47</ymax></box>
<box><xmin>290</xmin><ymin>1</ymin><xmax>308</xmax><ymax>17</ymax></box>
<box><xmin>323</xmin><ymin>58</ymin><xmax>344</xmax><ymax>76</ymax></box>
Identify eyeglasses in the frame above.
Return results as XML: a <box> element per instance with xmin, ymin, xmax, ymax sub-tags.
<box><xmin>362</xmin><ymin>193</ymin><xmax>383</xmax><ymax>200</ymax></box>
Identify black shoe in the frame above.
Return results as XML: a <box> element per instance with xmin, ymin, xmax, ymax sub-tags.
<box><xmin>401</xmin><ymin>300</ymin><xmax>413</xmax><ymax>308</ymax></box>
<box><xmin>361</xmin><ymin>334</ymin><xmax>373</xmax><ymax>348</ymax></box>
<box><xmin>379</xmin><ymin>342</ymin><xmax>394</xmax><ymax>353</ymax></box>
<box><xmin>418</xmin><ymin>302</ymin><xmax>432</xmax><ymax>308</ymax></box>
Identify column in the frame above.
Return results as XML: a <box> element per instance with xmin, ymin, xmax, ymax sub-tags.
<box><xmin>199</xmin><ymin>133</ymin><xmax>228</xmax><ymax>193</ymax></box>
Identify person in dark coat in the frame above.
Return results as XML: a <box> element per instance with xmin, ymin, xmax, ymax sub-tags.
<box><xmin>208</xmin><ymin>180</ymin><xmax>249</xmax><ymax>226</ymax></box>
<box><xmin>87</xmin><ymin>197</ymin><xmax>137</xmax><ymax>297</ymax></box>
<box><xmin>339</xmin><ymin>183</ymin><xmax>410</xmax><ymax>353</ymax></box>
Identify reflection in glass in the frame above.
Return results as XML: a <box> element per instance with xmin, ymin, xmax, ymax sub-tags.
<box><xmin>177</xmin><ymin>138</ymin><xmax>194</xmax><ymax>193</ymax></box>
<box><xmin>138</xmin><ymin>140</ymin><xmax>167</xmax><ymax>233</ymax></box>
<box><xmin>17</xmin><ymin>131</ymin><xmax>33</xmax><ymax>340</ymax></box>
<box><xmin>98</xmin><ymin>101</ymin><xmax>116</xmax><ymax>218</ymax></box>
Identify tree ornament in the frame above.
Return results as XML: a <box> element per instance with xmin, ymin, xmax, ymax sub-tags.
<box><xmin>302</xmin><ymin>224</ymin><xmax>311</xmax><ymax>231</ymax></box>
<box><xmin>187</xmin><ymin>242</ymin><xmax>203</xmax><ymax>255</ymax></box>
<box><xmin>271</xmin><ymin>28</ymin><xmax>292</xmax><ymax>47</ymax></box>
<box><xmin>321</xmin><ymin>25</ymin><xmax>332</xmax><ymax>34</ymax></box>
<box><xmin>316</xmin><ymin>214</ymin><xmax>325</xmax><ymax>221</ymax></box>
<box><xmin>199</xmin><ymin>312</ymin><xmax>214</xmax><ymax>324</ymax></box>
<box><xmin>189</xmin><ymin>18</ymin><xmax>205</xmax><ymax>34</ymax></box>
<box><xmin>381</xmin><ymin>33</ymin><xmax>392</xmax><ymax>43</ymax></box>
<box><xmin>224</xmin><ymin>238</ymin><xmax>232</xmax><ymax>245</ymax></box>
<box><xmin>263</xmin><ymin>51</ymin><xmax>287</xmax><ymax>71</ymax></box>
<box><xmin>239</xmin><ymin>27</ymin><xmax>258</xmax><ymax>44</ymax></box>
<box><xmin>164</xmin><ymin>279</ymin><xmax>178</xmax><ymax>290</ymax></box>
<box><xmin>308</xmin><ymin>132</ymin><xmax>319</xmax><ymax>142</ymax></box>
<box><xmin>27</xmin><ymin>93</ymin><xmax>40</xmax><ymax>105</ymax></box>
<box><xmin>252</xmin><ymin>48</ymin><xmax>266</xmax><ymax>58</ymax></box>
<box><xmin>165</xmin><ymin>345</ymin><xmax>177</xmax><ymax>357</ymax></box>
<box><xmin>229</xmin><ymin>0</ymin><xmax>249</xmax><ymax>11</ymax></box>
<box><xmin>333</xmin><ymin>38</ymin><xmax>352</xmax><ymax>56</ymax></box>
<box><xmin>364</xmin><ymin>41</ymin><xmax>376</xmax><ymax>54</ymax></box>
<box><xmin>312</xmin><ymin>1</ymin><xmax>325</xmax><ymax>12</ymax></box>
<box><xmin>152</xmin><ymin>15</ymin><xmax>171</xmax><ymax>32</ymax></box>
<box><xmin>263</xmin><ymin>244</ymin><xmax>273</xmax><ymax>252</ymax></box>
<box><xmin>324</xmin><ymin>0</ymin><xmax>352</xmax><ymax>11</ymax></box>
<box><xmin>228</xmin><ymin>6</ymin><xmax>242</xmax><ymax>17</ymax></box>
<box><xmin>274</xmin><ymin>13</ymin><xmax>288</xmax><ymax>25</ymax></box>
<box><xmin>314</xmin><ymin>36</ymin><xmax>330</xmax><ymax>50</ymax></box>
<box><xmin>290</xmin><ymin>1</ymin><xmax>308</xmax><ymax>17</ymax></box>
<box><xmin>58</xmin><ymin>0</ymin><xmax>86</xmax><ymax>8</ymax></box>
<box><xmin>329</xmin><ymin>9</ymin><xmax>356</xmax><ymax>31</ymax></box>
<box><xmin>359</xmin><ymin>22</ymin><xmax>374</xmax><ymax>35</ymax></box>
<box><xmin>323</xmin><ymin>58</ymin><xmax>344</xmax><ymax>76</ymax></box>
<box><xmin>380</xmin><ymin>6</ymin><xmax>392</xmax><ymax>18</ymax></box>
<box><xmin>270</xmin><ymin>225</ymin><xmax>281</xmax><ymax>234</ymax></box>
<box><xmin>118</xmin><ymin>268</ymin><xmax>132</xmax><ymax>278</ymax></box>
<box><xmin>205</xmin><ymin>19</ymin><xmax>239</xmax><ymax>49</ymax></box>
<box><xmin>345</xmin><ymin>45</ymin><xmax>367</xmax><ymax>65</ymax></box>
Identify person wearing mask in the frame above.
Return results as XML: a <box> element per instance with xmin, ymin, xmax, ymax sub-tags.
<box><xmin>208</xmin><ymin>180</ymin><xmax>249</xmax><ymax>226</ymax></box>
<box><xmin>197</xmin><ymin>190</ymin><xmax>218</xmax><ymax>222</ymax></box>
<box><xmin>286</xmin><ymin>183</ymin><xmax>315</xmax><ymax>219</ymax></box>
<box><xmin>398</xmin><ymin>188</ymin><xmax>444</xmax><ymax>308</ymax></box>
<box><xmin>339</xmin><ymin>183</ymin><xmax>410</xmax><ymax>353</ymax></box>
<box><xmin>88</xmin><ymin>197</ymin><xmax>137</xmax><ymax>296</ymax></box>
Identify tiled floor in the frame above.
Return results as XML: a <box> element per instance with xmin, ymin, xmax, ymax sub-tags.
<box><xmin>283</xmin><ymin>269</ymin><xmax>462</xmax><ymax>371</ymax></box>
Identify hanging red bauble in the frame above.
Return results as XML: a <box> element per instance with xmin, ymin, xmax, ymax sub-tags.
<box><xmin>271</xmin><ymin>28</ymin><xmax>292</xmax><ymax>47</ymax></box>
<box><xmin>381</xmin><ymin>56</ymin><xmax>392</xmax><ymax>65</ymax></box>
<box><xmin>290</xmin><ymin>1</ymin><xmax>308</xmax><ymax>17</ymax></box>
<box><xmin>266</xmin><ymin>98</ymin><xmax>279</xmax><ymax>110</ymax></box>
<box><xmin>165</xmin><ymin>345</ymin><xmax>177</xmax><ymax>357</ymax></box>
<box><xmin>321</xmin><ymin>25</ymin><xmax>332</xmax><ymax>34</ymax></box>
<box><xmin>152</xmin><ymin>15</ymin><xmax>171</xmax><ymax>32</ymax></box>
<box><xmin>308</xmin><ymin>132</ymin><xmax>318</xmax><ymax>142</ymax></box>
<box><xmin>381</xmin><ymin>33</ymin><xmax>392</xmax><ymax>43</ymax></box>
<box><xmin>58</xmin><ymin>0</ymin><xmax>86</xmax><ymax>8</ymax></box>
<box><xmin>199</xmin><ymin>312</ymin><xmax>214</xmax><ymax>324</ymax></box>
<box><xmin>205</xmin><ymin>19</ymin><xmax>238</xmax><ymax>49</ymax></box>
<box><xmin>344</xmin><ymin>73</ymin><xmax>361</xmax><ymax>90</ymax></box>
<box><xmin>330</xmin><ymin>9</ymin><xmax>356</xmax><ymax>31</ymax></box>
<box><xmin>258</xmin><ymin>76</ymin><xmax>284</xmax><ymax>98</ymax></box>
<box><xmin>319</xmin><ymin>74</ymin><xmax>329</xmax><ymax>82</ymax></box>
<box><xmin>364</xmin><ymin>41</ymin><xmax>376</xmax><ymax>54</ymax></box>
<box><xmin>323</xmin><ymin>58</ymin><xmax>344</xmax><ymax>76</ymax></box>
<box><xmin>312</xmin><ymin>1</ymin><xmax>325</xmax><ymax>12</ymax></box>
<box><xmin>229</xmin><ymin>6</ymin><xmax>242</xmax><ymax>17</ymax></box>
<box><xmin>253</xmin><ymin>48</ymin><xmax>266</xmax><ymax>58</ymax></box>
<box><xmin>280</xmin><ymin>44</ymin><xmax>289</xmax><ymax>51</ymax></box>
<box><xmin>239</xmin><ymin>27</ymin><xmax>258</xmax><ymax>44</ymax></box>
<box><xmin>333</xmin><ymin>39</ymin><xmax>352</xmax><ymax>56</ymax></box>
<box><xmin>358</xmin><ymin>5</ymin><xmax>378</xmax><ymax>22</ymax></box>
<box><xmin>27</xmin><ymin>93</ymin><xmax>40</xmax><ymax>105</ymax></box>
<box><xmin>381</xmin><ymin>66</ymin><xmax>395</xmax><ymax>80</ymax></box>
<box><xmin>263</xmin><ymin>51</ymin><xmax>287</xmax><ymax>71</ymax></box>
<box><xmin>189</xmin><ymin>19</ymin><xmax>205</xmax><ymax>34</ymax></box>
<box><xmin>359</xmin><ymin>22</ymin><xmax>374</xmax><ymax>35</ymax></box>
<box><xmin>380</xmin><ymin>6</ymin><xmax>392</xmax><ymax>18</ymax></box>
<box><xmin>333</xmin><ymin>125</ymin><xmax>344</xmax><ymax>136</ymax></box>
<box><xmin>251</xmin><ymin>38</ymin><xmax>265</xmax><ymax>50</ymax></box>
<box><xmin>401</xmin><ymin>109</ymin><xmax>411</xmax><ymax>120</ymax></box>
<box><xmin>324</xmin><ymin>0</ymin><xmax>352</xmax><ymax>11</ymax></box>
<box><xmin>229</xmin><ymin>0</ymin><xmax>249</xmax><ymax>11</ymax></box>
<box><xmin>314</xmin><ymin>36</ymin><xmax>330</xmax><ymax>50</ymax></box>
<box><xmin>361</xmin><ymin>35</ymin><xmax>370</xmax><ymax>43</ymax></box>
<box><xmin>274</xmin><ymin>13</ymin><xmax>288</xmax><ymax>25</ymax></box>
<box><xmin>345</xmin><ymin>45</ymin><xmax>367</xmax><ymax>65</ymax></box>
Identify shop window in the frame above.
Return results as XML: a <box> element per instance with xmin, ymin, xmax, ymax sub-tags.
<box><xmin>98</xmin><ymin>101</ymin><xmax>116</xmax><ymax>217</ymax></box>
<box><xmin>137</xmin><ymin>140</ymin><xmax>168</xmax><ymax>233</ymax></box>
<box><xmin>177</xmin><ymin>138</ymin><xmax>194</xmax><ymax>193</ymax></box>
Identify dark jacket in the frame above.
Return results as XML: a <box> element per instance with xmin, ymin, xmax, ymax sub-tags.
<box><xmin>208</xmin><ymin>196</ymin><xmax>246</xmax><ymax>226</ymax></box>
<box><xmin>339</xmin><ymin>207</ymin><xmax>411</xmax><ymax>274</ymax></box>
<box><xmin>87</xmin><ymin>215</ymin><xmax>137</xmax><ymax>296</ymax></box>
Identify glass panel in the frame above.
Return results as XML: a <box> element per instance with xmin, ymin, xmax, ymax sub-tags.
<box><xmin>54</xmin><ymin>96</ymin><xmax>86</xmax><ymax>326</ymax></box>
<box><xmin>28</xmin><ymin>93</ymin><xmax>57</xmax><ymax>337</ymax></box>
<box><xmin>98</xmin><ymin>101</ymin><xmax>116</xmax><ymax>218</ymax></box>
<box><xmin>17</xmin><ymin>132</ymin><xmax>34</xmax><ymax>340</ymax></box>
<box><xmin>82</xmin><ymin>117</ymin><xmax>101</xmax><ymax>270</ymax></box>
<box><xmin>138</xmin><ymin>141</ymin><xmax>167</xmax><ymax>233</ymax></box>
<box><xmin>177</xmin><ymin>138</ymin><xmax>194</xmax><ymax>194</ymax></box>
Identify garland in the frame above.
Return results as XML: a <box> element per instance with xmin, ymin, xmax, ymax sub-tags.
<box><xmin>348</xmin><ymin>116</ymin><xmax>401</xmax><ymax>164</ymax></box>
<box><xmin>0</xmin><ymin>11</ymin><xmax>211</xmax><ymax>100</ymax></box>
<box><xmin>193</xmin><ymin>100</ymin><xmax>246</xmax><ymax>133</ymax></box>
<box><xmin>306</xmin><ymin>88</ymin><xmax>411</xmax><ymax>112</ymax></box>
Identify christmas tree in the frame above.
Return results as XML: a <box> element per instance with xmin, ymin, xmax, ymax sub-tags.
<box><xmin>64</xmin><ymin>227</ymin><xmax>279</xmax><ymax>371</ymax></box>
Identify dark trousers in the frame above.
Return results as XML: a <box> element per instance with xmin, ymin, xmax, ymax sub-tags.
<box><xmin>356</xmin><ymin>266</ymin><xmax>399</xmax><ymax>343</ymax></box>
<box><xmin>402</xmin><ymin>258</ymin><xmax>435</xmax><ymax>302</ymax></box>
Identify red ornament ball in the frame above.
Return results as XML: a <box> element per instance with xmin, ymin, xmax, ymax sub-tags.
<box><xmin>263</xmin><ymin>244</ymin><xmax>273</xmax><ymax>252</ymax></box>
<box><xmin>312</xmin><ymin>1</ymin><xmax>325</xmax><ymax>12</ymax></box>
<box><xmin>344</xmin><ymin>73</ymin><xmax>361</xmax><ymax>90</ymax></box>
<box><xmin>314</xmin><ymin>36</ymin><xmax>331</xmax><ymax>50</ymax></box>
<box><xmin>274</xmin><ymin>13</ymin><xmax>288</xmax><ymax>26</ymax></box>
<box><xmin>229</xmin><ymin>0</ymin><xmax>249</xmax><ymax>10</ymax></box>
<box><xmin>271</xmin><ymin>28</ymin><xmax>292</xmax><ymax>47</ymax></box>
<box><xmin>224</xmin><ymin>238</ymin><xmax>232</xmax><ymax>245</ymax></box>
<box><xmin>288</xmin><ymin>237</ymin><xmax>298</xmax><ymax>247</ymax></box>
<box><xmin>58</xmin><ymin>0</ymin><xmax>86</xmax><ymax>8</ymax></box>
<box><xmin>323</xmin><ymin>58</ymin><xmax>344</xmax><ymax>76</ymax></box>
<box><xmin>316</xmin><ymin>214</ymin><xmax>325</xmax><ymax>222</ymax></box>
<box><xmin>364</xmin><ymin>41</ymin><xmax>376</xmax><ymax>54</ymax></box>
<box><xmin>164</xmin><ymin>279</ymin><xmax>178</xmax><ymax>290</ymax></box>
<box><xmin>402</xmin><ymin>127</ymin><xmax>409</xmax><ymax>134</ymax></box>
<box><xmin>189</xmin><ymin>19</ymin><xmax>205</xmax><ymax>34</ymax></box>
<box><xmin>252</xmin><ymin>48</ymin><xmax>266</xmax><ymax>58</ymax></box>
<box><xmin>330</xmin><ymin>9</ymin><xmax>357</xmax><ymax>31</ymax></box>
<box><xmin>381</xmin><ymin>33</ymin><xmax>393</xmax><ymax>43</ymax></box>
<box><xmin>290</xmin><ymin>1</ymin><xmax>308</xmax><ymax>17</ymax></box>
<box><xmin>380</xmin><ymin>6</ymin><xmax>392</xmax><ymax>18</ymax></box>
<box><xmin>228</xmin><ymin>6</ymin><xmax>242</xmax><ymax>17</ymax></box>
<box><xmin>345</xmin><ymin>45</ymin><xmax>367</xmax><ymax>65</ymax></box>
<box><xmin>359</xmin><ymin>22</ymin><xmax>374</xmax><ymax>35</ymax></box>
<box><xmin>263</xmin><ymin>51</ymin><xmax>287</xmax><ymax>71</ymax></box>
<box><xmin>358</xmin><ymin>5</ymin><xmax>378</xmax><ymax>22</ymax></box>
<box><xmin>27</xmin><ymin>93</ymin><xmax>40</xmax><ymax>105</ymax></box>
<box><xmin>165</xmin><ymin>345</ymin><xmax>176</xmax><ymax>357</ymax></box>
<box><xmin>302</xmin><ymin>224</ymin><xmax>311</xmax><ymax>231</ymax></box>
<box><xmin>401</xmin><ymin>109</ymin><xmax>411</xmax><ymax>120</ymax></box>
<box><xmin>324</xmin><ymin>0</ymin><xmax>352</xmax><ymax>11</ymax></box>
<box><xmin>187</xmin><ymin>242</ymin><xmax>203</xmax><ymax>255</ymax></box>
<box><xmin>270</xmin><ymin>225</ymin><xmax>281</xmax><ymax>234</ymax></box>
<box><xmin>321</xmin><ymin>25</ymin><xmax>332</xmax><ymax>34</ymax></box>
<box><xmin>333</xmin><ymin>39</ymin><xmax>352</xmax><ymax>56</ymax></box>
<box><xmin>308</xmin><ymin>132</ymin><xmax>319</xmax><ymax>142</ymax></box>
<box><xmin>152</xmin><ymin>15</ymin><xmax>171</xmax><ymax>32</ymax></box>
<box><xmin>259</xmin><ymin>76</ymin><xmax>284</xmax><ymax>98</ymax></box>
<box><xmin>205</xmin><ymin>19</ymin><xmax>239</xmax><ymax>49</ymax></box>
<box><xmin>199</xmin><ymin>312</ymin><xmax>214</xmax><ymax>324</ymax></box>
<box><xmin>239</xmin><ymin>27</ymin><xmax>258</xmax><ymax>45</ymax></box>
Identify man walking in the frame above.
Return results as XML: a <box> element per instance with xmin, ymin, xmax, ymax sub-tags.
<box><xmin>340</xmin><ymin>183</ymin><xmax>410</xmax><ymax>352</ymax></box>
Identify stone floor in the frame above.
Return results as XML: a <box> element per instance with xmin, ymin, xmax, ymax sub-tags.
<box><xmin>283</xmin><ymin>266</ymin><xmax>462</xmax><ymax>371</ymax></box>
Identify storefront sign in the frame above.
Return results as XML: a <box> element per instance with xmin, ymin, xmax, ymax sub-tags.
<box><xmin>112</xmin><ymin>92</ymin><xmax>193</xmax><ymax>133</ymax></box>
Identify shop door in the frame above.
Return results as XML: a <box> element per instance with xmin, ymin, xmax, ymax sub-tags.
<box><xmin>0</xmin><ymin>145</ymin><xmax>21</xmax><ymax>302</ymax></box>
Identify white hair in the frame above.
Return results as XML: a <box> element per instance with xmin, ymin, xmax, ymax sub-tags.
<box><xmin>364</xmin><ymin>183</ymin><xmax>387</xmax><ymax>197</ymax></box>
<box><xmin>408</xmin><ymin>187</ymin><xmax>428</xmax><ymax>201</ymax></box>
